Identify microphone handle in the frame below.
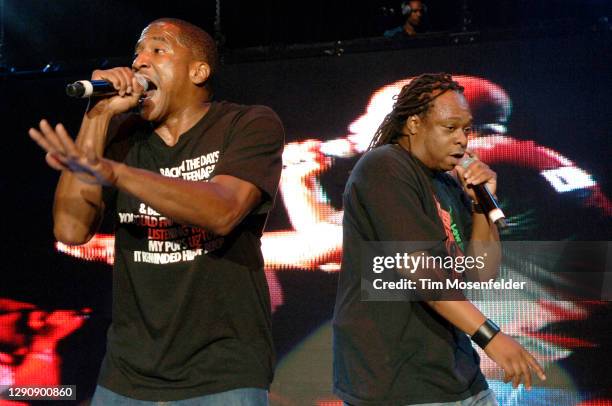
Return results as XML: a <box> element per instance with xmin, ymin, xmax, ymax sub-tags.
<box><xmin>66</xmin><ymin>76</ymin><xmax>149</xmax><ymax>98</ymax></box>
<box><xmin>472</xmin><ymin>183</ymin><xmax>508</xmax><ymax>229</ymax></box>
<box><xmin>66</xmin><ymin>80</ymin><xmax>116</xmax><ymax>98</ymax></box>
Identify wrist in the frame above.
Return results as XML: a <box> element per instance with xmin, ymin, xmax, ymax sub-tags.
<box><xmin>84</xmin><ymin>104</ymin><xmax>115</xmax><ymax>121</ymax></box>
<box><xmin>471</xmin><ymin>319</ymin><xmax>501</xmax><ymax>349</ymax></box>
<box><xmin>104</xmin><ymin>159</ymin><xmax>124</xmax><ymax>188</ymax></box>
<box><xmin>471</xmin><ymin>200</ymin><xmax>484</xmax><ymax>214</ymax></box>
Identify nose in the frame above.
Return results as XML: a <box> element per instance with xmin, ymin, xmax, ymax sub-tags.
<box><xmin>457</xmin><ymin>129</ymin><xmax>469</xmax><ymax>148</ymax></box>
<box><xmin>132</xmin><ymin>52</ymin><xmax>150</xmax><ymax>71</ymax></box>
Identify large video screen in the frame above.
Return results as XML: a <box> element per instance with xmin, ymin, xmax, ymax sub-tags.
<box><xmin>1</xmin><ymin>32</ymin><xmax>611</xmax><ymax>405</ymax></box>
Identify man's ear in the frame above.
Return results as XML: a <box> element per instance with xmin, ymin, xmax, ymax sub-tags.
<box><xmin>190</xmin><ymin>61</ymin><xmax>211</xmax><ymax>85</ymax></box>
<box><xmin>403</xmin><ymin>115</ymin><xmax>420</xmax><ymax>135</ymax></box>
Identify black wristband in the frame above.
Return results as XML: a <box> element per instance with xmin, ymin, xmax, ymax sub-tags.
<box><xmin>471</xmin><ymin>200</ymin><xmax>484</xmax><ymax>214</ymax></box>
<box><xmin>471</xmin><ymin>319</ymin><xmax>500</xmax><ymax>349</ymax></box>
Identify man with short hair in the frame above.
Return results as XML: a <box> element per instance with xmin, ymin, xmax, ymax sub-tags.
<box><xmin>29</xmin><ymin>18</ymin><xmax>284</xmax><ymax>405</ymax></box>
<box><xmin>333</xmin><ymin>73</ymin><xmax>545</xmax><ymax>405</ymax></box>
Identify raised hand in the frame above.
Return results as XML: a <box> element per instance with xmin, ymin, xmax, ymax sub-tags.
<box><xmin>87</xmin><ymin>67</ymin><xmax>146</xmax><ymax>116</ymax></box>
<box><xmin>454</xmin><ymin>150</ymin><xmax>497</xmax><ymax>200</ymax></box>
<box><xmin>28</xmin><ymin>119</ymin><xmax>118</xmax><ymax>186</ymax></box>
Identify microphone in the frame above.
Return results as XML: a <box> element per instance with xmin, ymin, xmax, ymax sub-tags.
<box><xmin>66</xmin><ymin>75</ymin><xmax>149</xmax><ymax>98</ymax></box>
<box><xmin>459</xmin><ymin>156</ymin><xmax>508</xmax><ymax>229</ymax></box>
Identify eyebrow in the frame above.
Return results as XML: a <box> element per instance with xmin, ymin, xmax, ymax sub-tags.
<box><xmin>444</xmin><ymin>116</ymin><xmax>473</xmax><ymax>122</ymax></box>
<box><xmin>134</xmin><ymin>36</ymin><xmax>170</xmax><ymax>52</ymax></box>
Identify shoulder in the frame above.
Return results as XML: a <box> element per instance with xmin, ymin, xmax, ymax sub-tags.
<box><xmin>214</xmin><ymin>102</ymin><xmax>284</xmax><ymax>145</ymax></box>
<box><xmin>351</xmin><ymin>144</ymin><xmax>419</xmax><ymax>183</ymax></box>
<box><xmin>215</xmin><ymin>101</ymin><xmax>282</xmax><ymax>125</ymax></box>
<box><xmin>383</xmin><ymin>26</ymin><xmax>403</xmax><ymax>38</ymax></box>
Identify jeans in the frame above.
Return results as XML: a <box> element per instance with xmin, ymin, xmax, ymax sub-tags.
<box><xmin>343</xmin><ymin>388</ymin><xmax>498</xmax><ymax>406</ymax></box>
<box><xmin>91</xmin><ymin>385</ymin><xmax>268</xmax><ymax>406</ymax></box>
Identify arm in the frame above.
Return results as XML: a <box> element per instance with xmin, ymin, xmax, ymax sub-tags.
<box><xmin>426</xmin><ymin>300</ymin><xmax>545</xmax><ymax>389</ymax></box>
<box><xmin>455</xmin><ymin>153</ymin><xmax>501</xmax><ymax>281</ymax></box>
<box><xmin>110</xmin><ymin>165</ymin><xmax>261</xmax><ymax>236</ymax></box>
<box><xmin>32</xmin><ymin>104</ymin><xmax>284</xmax><ymax>237</ymax></box>
<box><xmin>356</xmin><ymin>150</ymin><xmax>544</xmax><ymax>389</ymax></box>
<box><xmin>49</xmin><ymin>115</ymin><xmax>111</xmax><ymax>244</ymax></box>
<box><xmin>30</xmin><ymin>67</ymin><xmax>145</xmax><ymax>244</ymax></box>
<box><xmin>426</xmin><ymin>157</ymin><xmax>544</xmax><ymax>390</ymax></box>
<box><xmin>33</xmin><ymin>133</ymin><xmax>263</xmax><ymax>236</ymax></box>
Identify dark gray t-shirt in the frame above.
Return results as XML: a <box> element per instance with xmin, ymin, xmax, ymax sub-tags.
<box><xmin>333</xmin><ymin>143</ymin><xmax>488</xmax><ymax>406</ymax></box>
<box><xmin>98</xmin><ymin>101</ymin><xmax>284</xmax><ymax>401</ymax></box>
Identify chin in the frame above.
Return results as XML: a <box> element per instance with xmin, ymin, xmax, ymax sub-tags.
<box><xmin>139</xmin><ymin>105</ymin><xmax>160</xmax><ymax>122</ymax></box>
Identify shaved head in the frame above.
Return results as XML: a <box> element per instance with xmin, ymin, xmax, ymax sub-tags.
<box><xmin>146</xmin><ymin>18</ymin><xmax>218</xmax><ymax>78</ymax></box>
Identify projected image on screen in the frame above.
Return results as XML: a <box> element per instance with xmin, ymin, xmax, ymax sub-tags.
<box><xmin>0</xmin><ymin>299</ymin><xmax>89</xmax><ymax>404</ymax></box>
<box><xmin>39</xmin><ymin>73</ymin><xmax>611</xmax><ymax>406</ymax></box>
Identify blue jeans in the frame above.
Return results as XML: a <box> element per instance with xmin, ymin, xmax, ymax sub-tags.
<box><xmin>91</xmin><ymin>385</ymin><xmax>268</xmax><ymax>406</ymax></box>
<box><xmin>343</xmin><ymin>389</ymin><xmax>498</xmax><ymax>406</ymax></box>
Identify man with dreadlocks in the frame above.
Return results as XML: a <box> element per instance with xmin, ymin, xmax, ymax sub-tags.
<box><xmin>332</xmin><ymin>73</ymin><xmax>545</xmax><ymax>405</ymax></box>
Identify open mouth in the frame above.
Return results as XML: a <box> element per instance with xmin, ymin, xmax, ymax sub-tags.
<box><xmin>143</xmin><ymin>80</ymin><xmax>158</xmax><ymax>99</ymax></box>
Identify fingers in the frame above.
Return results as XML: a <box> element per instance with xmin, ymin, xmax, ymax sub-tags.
<box><xmin>40</xmin><ymin>120</ymin><xmax>70</xmax><ymax>156</ymax></box>
<box><xmin>502</xmin><ymin>368</ymin><xmax>512</xmax><ymax>384</ymax></box>
<box><xmin>92</xmin><ymin>67</ymin><xmax>136</xmax><ymax>96</ymax></box>
<box><xmin>29</xmin><ymin>125</ymin><xmax>55</xmax><ymax>153</ymax></box>
<box><xmin>511</xmin><ymin>363</ymin><xmax>522</xmax><ymax>388</ymax></box>
<box><xmin>30</xmin><ymin>119</ymin><xmax>84</xmax><ymax>172</ymax></box>
<box><xmin>29</xmin><ymin>120</ymin><xmax>73</xmax><ymax>156</ymax></box>
<box><xmin>54</xmin><ymin>123</ymin><xmax>80</xmax><ymax>157</ymax></box>
<box><xmin>519</xmin><ymin>358</ymin><xmax>532</xmax><ymax>389</ymax></box>
<box><xmin>29</xmin><ymin>119</ymin><xmax>113</xmax><ymax>184</ymax></box>
<box><xmin>45</xmin><ymin>152</ymin><xmax>69</xmax><ymax>171</ymax></box>
<box><xmin>504</xmin><ymin>352</ymin><xmax>546</xmax><ymax>391</ymax></box>
<box><xmin>462</xmin><ymin>160</ymin><xmax>496</xmax><ymax>186</ymax></box>
<box><xmin>465</xmin><ymin>148</ymin><xmax>480</xmax><ymax>161</ymax></box>
<box><xmin>526</xmin><ymin>352</ymin><xmax>547</xmax><ymax>381</ymax></box>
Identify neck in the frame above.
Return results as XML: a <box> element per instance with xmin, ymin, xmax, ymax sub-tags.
<box><xmin>403</xmin><ymin>20</ymin><xmax>417</xmax><ymax>34</ymax></box>
<box><xmin>397</xmin><ymin>136</ymin><xmax>410</xmax><ymax>152</ymax></box>
<box><xmin>398</xmin><ymin>136</ymin><xmax>435</xmax><ymax>170</ymax></box>
<box><xmin>154</xmin><ymin>101</ymin><xmax>212</xmax><ymax>146</ymax></box>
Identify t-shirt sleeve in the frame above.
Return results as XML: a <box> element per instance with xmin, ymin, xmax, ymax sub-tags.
<box><xmin>345</xmin><ymin>148</ymin><xmax>446</xmax><ymax>250</ymax></box>
<box><xmin>213</xmin><ymin>105</ymin><xmax>285</xmax><ymax>213</ymax></box>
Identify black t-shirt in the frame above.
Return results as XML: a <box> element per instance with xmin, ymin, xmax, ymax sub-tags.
<box><xmin>333</xmin><ymin>144</ymin><xmax>488</xmax><ymax>406</ymax></box>
<box><xmin>97</xmin><ymin>101</ymin><xmax>284</xmax><ymax>401</ymax></box>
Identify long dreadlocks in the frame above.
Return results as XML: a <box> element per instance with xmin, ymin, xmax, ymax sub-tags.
<box><xmin>368</xmin><ymin>73</ymin><xmax>464</xmax><ymax>150</ymax></box>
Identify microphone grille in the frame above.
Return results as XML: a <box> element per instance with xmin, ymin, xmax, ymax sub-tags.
<box><xmin>134</xmin><ymin>74</ymin><xmax>149</xmax><ymax>92</ymax></box>
<box><xmin>458</xmin><ymin>156</ymin><xmax>476</xmax><ymax>169</ymax></box>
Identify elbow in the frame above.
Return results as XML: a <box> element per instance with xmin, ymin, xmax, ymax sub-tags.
<box><xmin>53</xmin><ymin>224</ymin><xmax>92</xmax><ymax>246</ymax></box>
<box><xmin>206</xmin><ymin>208</ymin><xmax>243</xmax><ymax>237</ymax></box>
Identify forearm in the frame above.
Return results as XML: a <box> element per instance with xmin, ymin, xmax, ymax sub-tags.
<box><xmin>53</xmin><ymin>113</ymin><xmax>113</xmax><ymax>244</ymax></box>
<box><xmin>427</xmin><ymin>299</ymin><xmax>487</xmax><ymax>336</ymax></box>
<box><xmin>112</xmin><ymin>163</ymin><xmax>253</xmax><ymax>235</ymax></box>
